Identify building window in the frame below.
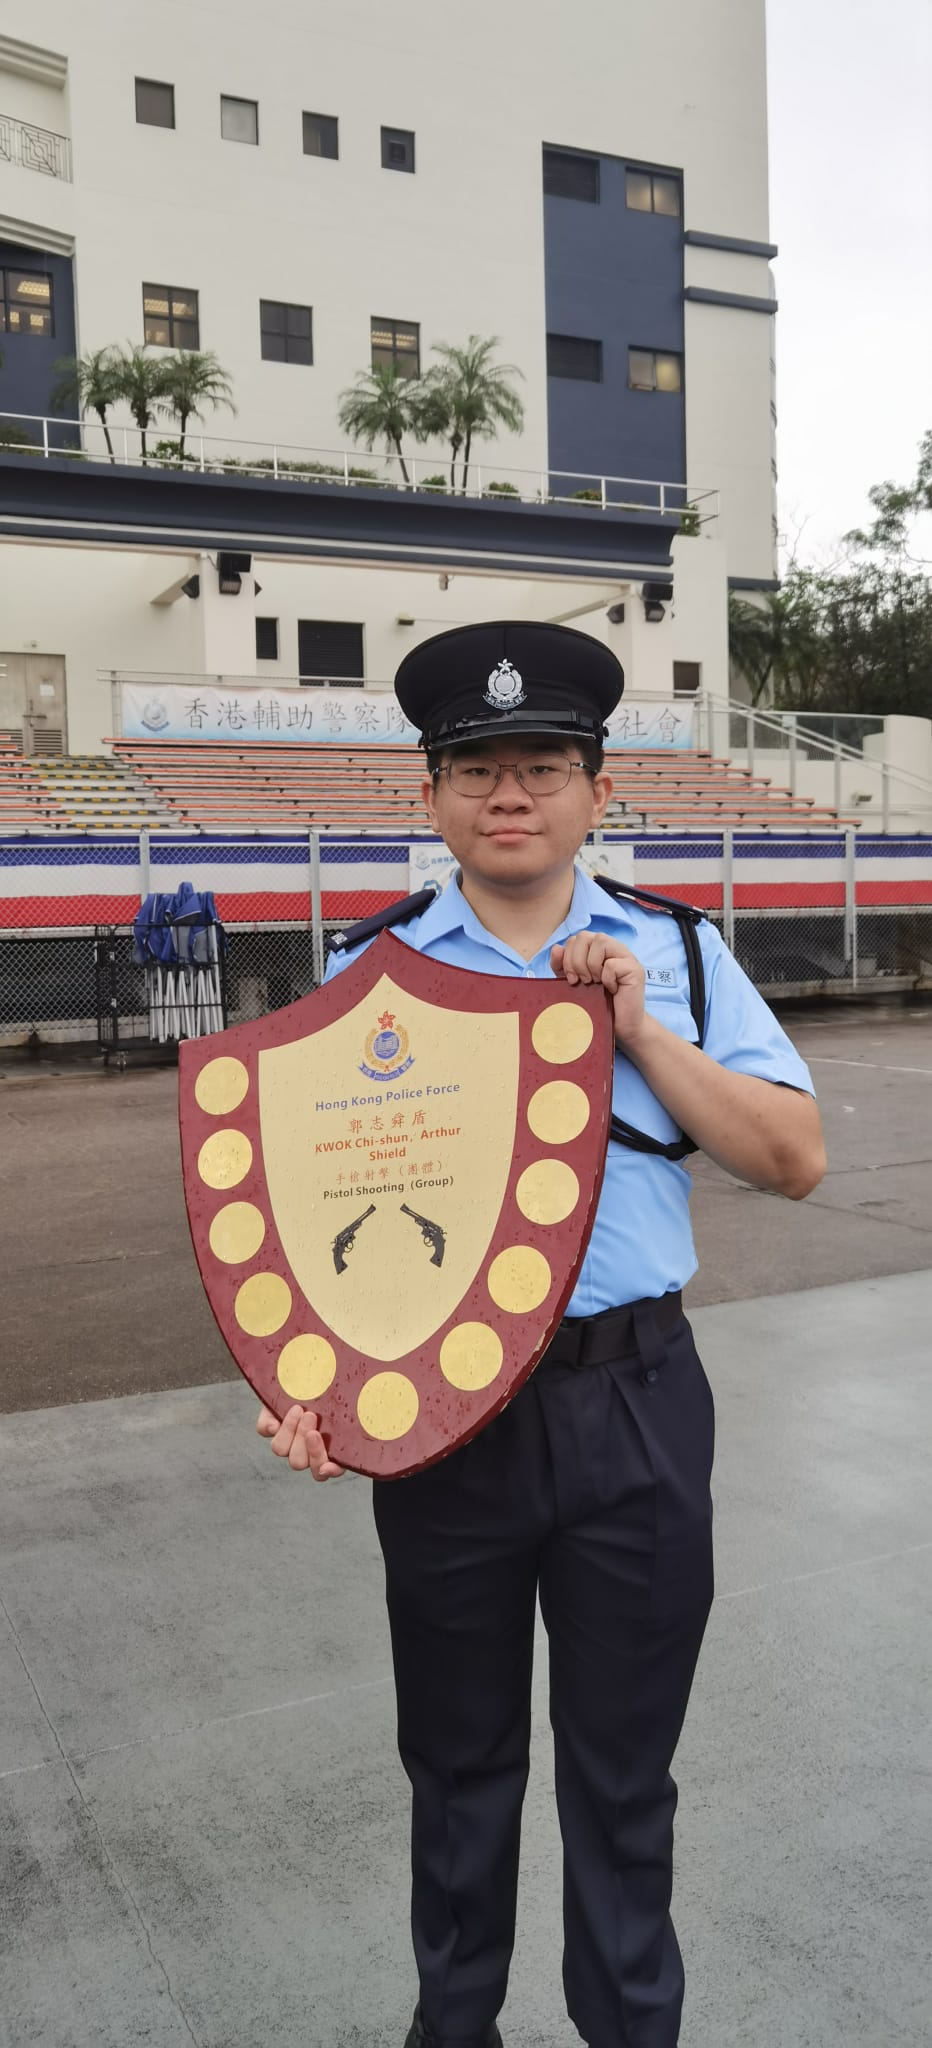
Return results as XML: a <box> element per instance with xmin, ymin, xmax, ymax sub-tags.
<box><xmin>221</xmin><ymin>95</ymin><xmax>259</xmax><ymax>145</ymax></box>
<box><xmin>260</xmin><ymin>300</ymin><xmax>313</xmax><ymax>365</ymax></box>
<box><xmin>298</xmin><ymin>620</ymin><xmax>365</xmax><ymax>681</ymax></box>
<box><xmin>626</xmin><ymin>167</ymin><xmax>682</xmax><ymax>216</ymax></box>
<box><xmin>673</xmin><ymin>662</ymin><xmax>701</xmax><ymax>696</ymax></box>
<box><xmin>628</xmin><ymin>348</ymin><xmax>682</xmax><ymax>393</ymax></box>
<box><xmin>256</xmin><ymin>617</ymin><xmax>280</xmax><ymax>661</ymax></box>
<box><xmin>546</xmin><ymin>333</ymin><xmax>602</xmax><ymax>382</ymax></box>
<box><xmin>143</xmin><ymin>284</ymin><xmax>200</xmax><ymax>348</ymax></box>
<box><xmin>0</xmin><ymin>269</ymin><xmax>54</xmax><ymax>338</ymax></box>
<box><xmin>542</xmin><ymin>149</ymin><xmax>600</xmax><ymax>202</ymax></box>
<box><xmin>370</xmin><ymin>317</ymin><xmax>420</xmax><ymax>378</ymax></box>
<box><xmin>135</xmin><ymin>78</ymin><xmax>175</xmax><ymax>129</ymax></box>
<box><xmin>381</xmin><ymin>126</ymin><xmax>415</xmax><ymax>173</ymax></box>
<box><xmin>303</xmin><ymin>110</ymin><xmax>338</xmax><ymax>159</ymax></box>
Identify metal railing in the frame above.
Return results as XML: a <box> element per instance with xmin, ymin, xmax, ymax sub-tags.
<box><xmin>0</xmin><ymin>113</ymin><xmax>71</xmax><ymax>180</ymax></box>
<box><xmin>0</xmin><ymin>411</ymin><xmax>718</xmax><ymax>524</ymax></box>
<box><xmin>694</xmin><ymin>694</ymin><xmax>932</xmax><ymax>832</ymax></box>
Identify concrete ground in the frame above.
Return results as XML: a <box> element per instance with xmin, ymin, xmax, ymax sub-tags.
<box><xmin>1</xmin><ymin>1002</ymin><xmax>931</xmax><ymax>2046</ymax></box>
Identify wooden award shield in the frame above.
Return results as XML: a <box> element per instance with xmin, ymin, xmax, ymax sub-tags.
<box><xmin>179</xmin><ymin>931</ymin><xmax>613</xmax><ymax>1478</ymax></box>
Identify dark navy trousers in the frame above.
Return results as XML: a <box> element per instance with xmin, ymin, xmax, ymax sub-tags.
<box><xmin>373</xmin><ymin>1300</ymin><xmax>715</xmax><ymax>2048</ymax></box>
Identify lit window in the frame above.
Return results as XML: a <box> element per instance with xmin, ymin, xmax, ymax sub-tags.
<box><xmin>221</xmin><ymin>95</ymin><xmax>259</xmax><ymax>145</ymax></box>
<box><xmin>628</xmin><ymin>348</ymin><xmax>682</xmax><ymax>393</ymax></box>
<box><xmin>303</xmin><ymin>111</ymin><xmax>338</xmax><ymax>159</ymax></box>
<box><xmin>135</xmin><ymin>78</ymin><xmax>175</xmax><ymax>129</ymax></box>
<box><xmin>626</xmin><ymin>167</ymin><xmax>682</xmax><ymax>217</ymax></box>
<box><xmin>543</xmin><ymin>149</ymin><xmax>600</xmax><ymax>202</ymax></box>
<box><xmin>370</xmin><ymin>317</ymin><xmax>420</xmax><ymax>377</ymax></box>
<box><xmin>143</xmin><ymin>284</ymin><xmax>200</xmax><ymax>349</ymax></box>
<box><xmin>546</xmin><ymin>333</ymin><xmax>602</xmax><ymax>381</ymax></box>
<box><xmin>381</xmin><ymin>127</ymin><xmax>415</xmax><ymax>173</ymax></box>
<box><xmin>0</xmin><ymin>270</ymin><xmax>54</xmax><ymax>338</ymax></box>
<box><xmin>260</xmin><ymin>300</ymin><xmax>313</xmax><ymax>365</ymax></box>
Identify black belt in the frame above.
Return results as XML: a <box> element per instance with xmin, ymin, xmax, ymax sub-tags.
<box><xmin>543</xmin><ymin>1291</ymin><xmax>683</xmax><ymax>1370</ymax></box>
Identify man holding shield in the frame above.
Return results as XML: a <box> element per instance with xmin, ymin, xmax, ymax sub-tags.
<box><xmin>257</xmin><ymin>622</ymin><xmax>826</xmax><ymax>2048</ymax></box>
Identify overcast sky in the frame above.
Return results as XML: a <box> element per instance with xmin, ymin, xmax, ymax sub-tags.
<box><xmin>766</xmin><ymin>0</ymin><xmax>931</xmax><ymax>565</ymax></box>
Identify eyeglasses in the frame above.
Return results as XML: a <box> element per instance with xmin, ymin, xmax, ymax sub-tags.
<box><xmin>439</xmin><ymin>757</ymin><xmax>594</xmax><ymax>798</ymax></box>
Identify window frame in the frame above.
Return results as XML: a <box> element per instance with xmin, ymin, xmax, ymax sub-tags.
<box><xmin>302</xmin><ymin>110</ymin><xmax>339</xmax><ymax>159</ymax></box>
<box><xmin>0</xmin><ymin>267</ymin><xmax>54</xmax><ymax>339</ymax></box>
<box><xmin>625</xmin><ymin>165</ymin><xmax>682</xmax><ymax>217</ymax></box>
<box><xmin>546</xmin><ymin>332</ymin><xmax>603</xmax><ymax>383</ymax></box>
<box><xmin>220</xmin><ymin>94</ymin><xmax>259</xmax><ymax>145</ymax></box>
<box><xmin>380</xmin><ymin>126</ymin><xmax>415</xmax><ymax>174</ymax></box>
<box><xmin>542</xmin><ymin>148</ymin><xmax>600</xmax><ymax>203</ymax></box>
<box><xmin>297</xmin><ymin>619</ymin><xmax>366</xmax><ymax>683</ymax></box>
<box><xmin>142</xmin><ymin>283</ymin><xmax>200</xmax><ymax>350</ymax></box>
<box><xmin>673</xmin><ymin>661</ymin><xmax>702</xmax><ymax>696</ymax></box>
<box><xmin>259</xmin><ymin>299</ymin><xmax>314</xmax><ymax>366</ymax></box>
<box><xmin>627</xmin><ymin>347</ymin><xmax>683</xmax><ymax>395</ymax></box>
<box><xmin>135</xmin><ymin>77</ymin><xmax>176</xmax><ymax>130</ymax></box>
<box><xmin>370</xmin><ymin>316</ymin><xmax>420</xmax><ymax>378</ymax></box>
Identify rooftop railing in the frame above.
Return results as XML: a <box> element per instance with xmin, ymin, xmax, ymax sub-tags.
<box><xmin>0</xmin><ymin>113</ymin><xmax>71</xmax><ymax>180</ymax></box>
<box><xmin>0</xmin><ymin>411</ymin><xmax>719</xmax><ymax>525</ymax></box>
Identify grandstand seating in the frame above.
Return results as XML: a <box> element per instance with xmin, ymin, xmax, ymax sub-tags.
<box><xmin>28</xmin><ymin>754</ymin><xmax>176</xmax><ymax>829</ymax></box>
<box><xmin>109</xmin><ymin>739</ymin><xmax>859</xmax><ymax>833</ymax></box>
<box><xmin>0</xmin><ymin>736</ymin><xmax>66</xmax><ymax>829</ymax></box>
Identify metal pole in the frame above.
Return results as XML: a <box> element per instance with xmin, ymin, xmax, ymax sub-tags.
<box><xmin>309</xmin><ymin>828</ymin><xmax>325</xmax><ymax>985</ymax></box>
<box><xmin>722</xmin><ymin>827</ymin><xmax>735</xmax><ymax>953</ymax></box>
<box><xmin>42</xmin><ymin>414</ymin><xmax>49</xmax><ymax>458</ymax></box>
<box><xmin>746</xmin><ymin>705</ymin><xmax>754</xmax><ymax>780</ymax></box>
<box><xmin>881</xmin><ymin>762</ymin><xmax>890</xmax><ymax>833</ymax></box>
<box><xmin>138</xmin><ymin>826</ymin><xmax>151</xmax><ymax>902</ymax></box>
<box><xmin>834</xmin><ymin>742</ymin><xmax>842</xmax><ymax>818</ymax></box>
<box><xmin>788</xmin><ymin>719</ymin><xmax>798</xmax><ymax>802</ymax></box>
<box><xmin>844</xmin><ymin>826</ymin><xmax>858</xmax><ymax>988</ymax></box>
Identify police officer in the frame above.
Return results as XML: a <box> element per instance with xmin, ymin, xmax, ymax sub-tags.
<box><xmin>257</xmin><ymin>622</ymin><xmax>826</xmax><ymax>2048</ymax></box>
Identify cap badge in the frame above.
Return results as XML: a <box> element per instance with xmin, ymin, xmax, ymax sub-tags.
<box><xmin>483</xmin><ymin>659</ymin><xmax>526</xmax><ymax>709</ymax></box>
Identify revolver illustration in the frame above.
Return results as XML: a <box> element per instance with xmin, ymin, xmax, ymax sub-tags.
<box><xmin>400</xmin><ymin>1201</ymin><xmax>446</xmax><ymax>1268</ymax></box>
<box><xmin>332</xmin><ymin>1203</ymin><xmax>377</xmax><ymax>1275</ymax></box>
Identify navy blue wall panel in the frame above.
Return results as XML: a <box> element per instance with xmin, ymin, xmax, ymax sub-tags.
<box><xmin>543</xmin><ymin>154</ymin><xmax>685</xmax><ymax>489</ymax></box>
<box><xmin>0</xmin><ymin>242</ymin><xmax>77</xmax><ymax>433</ymax></box>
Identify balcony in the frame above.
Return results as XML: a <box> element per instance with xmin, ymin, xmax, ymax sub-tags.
<box><xmin>0</xmin><ymin>111</ymin><xmax>71</xmax><ymax>180</ymax></box>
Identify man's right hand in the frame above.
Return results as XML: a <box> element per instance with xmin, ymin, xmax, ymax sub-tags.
<box><xmin>256</xmin><ymin>1404</ymin><xmax>346</xmax><ymax>1480</ymax></box>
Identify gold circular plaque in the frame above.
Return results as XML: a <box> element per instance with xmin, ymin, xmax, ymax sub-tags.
<box><xmin>487</xmin><ymin>1245</ymin><xmax>552</xmax><ymax>1313</ymax></box>
<box><xmin>208</xmin><ymin>1201</ymin><xmax>266</xmax><ymax>1265</ymax></box>
<box><xmin>531</xmin><ymin>1002</ymin><xmax>594</xmax><ymax>1065</ymax></box>
<box><xmin>439</xmin><ymin>1322</ymin><xmax>504</xmax><ymax>1391</ymax></box>
<box><xmin>515</xmin><ymin>1160</ymin><xmax>580</xmax><ymax>1226</ymax></box>
<box><xmin>197</xmin><ymin>1129</ymin><xmax>253</xmax><ymax>1190</ymax></box>
<box><xmin>194</xmin><ymin>1056</ymin><xmax>249</xmax><ymax>1116</ymax></box>
<box><xmin>526</xmin><ymin>1081</ymin><xmax>590</xmax><ymax>1145</ymax></box>
<box><xmin>277</xmin><ymin>1334</ymin><xmax>337</xmax><ymax>1401</ymax></box>
<box><xmin>357</xmin><ymin>1372</ymin><xmax>420</xmax><ymax>1441</ymax></box>
<box><xmin>234</xmin><ymin>1271</ymin><xmax>292</xmax><ymax>1336</ymax></box>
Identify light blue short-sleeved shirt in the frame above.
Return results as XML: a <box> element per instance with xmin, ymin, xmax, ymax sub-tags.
<box><xmin>324</xmin><ymin>865</ymin><xmax>815</xmax><ymax>1310</ymax></box>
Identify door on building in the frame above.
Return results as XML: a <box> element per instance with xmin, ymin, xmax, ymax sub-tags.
<box><xmin>0</xmin><ymin>653</ymin><xmax>68</xmax><ymax>754</ymax></box>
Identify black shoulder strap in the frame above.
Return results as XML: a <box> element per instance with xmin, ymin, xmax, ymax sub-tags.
<box><xmin>593</xmin><ymin>875</ymin><xmax>707</xmax><ymax>1163</ymax></box>
<box><xmin>329</xmin><ymin>883</ymin><xmax>439</xmax><ymax>953</ymax></box>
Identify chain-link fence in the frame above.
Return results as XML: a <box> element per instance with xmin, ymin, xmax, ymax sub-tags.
<box><xmin>1</xmin><ymin>827</ymin><xmax>930</xmax><ymax>1050</ymax></box>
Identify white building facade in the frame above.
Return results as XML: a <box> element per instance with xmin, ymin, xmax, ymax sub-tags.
<box><xmin>0</xmin><ymin>0</ymin><xmax>778</xmax><ymax>756</ymax></box>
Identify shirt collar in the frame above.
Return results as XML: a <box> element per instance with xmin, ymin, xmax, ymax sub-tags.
<box><xmin>415</xmin><ymin>861</ymin><xmax>638</xmax><ymax>954</ymax></box>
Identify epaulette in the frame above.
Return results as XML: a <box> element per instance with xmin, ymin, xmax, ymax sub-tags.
<box><xmin>329</xmin><ymin>882</ymin><xmax>440</xmax><ymax>953</ymax></box>
<box><xmin>593</xmin><ymin>876</ymin><xmax>706</xmax><ymax>923</ymax></box>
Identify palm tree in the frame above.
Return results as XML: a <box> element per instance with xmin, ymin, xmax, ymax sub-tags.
<box><xmin>158</xmin><ymin>350</ymin><xmax>236</xmax><ymax>459</ymax></box>
<box><xmin>337</xmin><ymin>366</ymin><xmax>418</xmax><ymax>482</ymax></box>
<box><xmin>110</xmin><ymin>343</ymin><xmax>169</xmax><ymax>462</ymax></box>
<box><xmin>426</xmin><ymin>335</ymin><xmax>525</xmax><ymax>490</ymax></box>
<box><xmin>51</xmin><ymin>346</ymin><xmax>122</xmax><ymax>461</ymax></box>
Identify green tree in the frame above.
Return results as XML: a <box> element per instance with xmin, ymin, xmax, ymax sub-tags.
<box><xmin>419</xmin><ymin>335</ymin><xmax>525</xmax><ymax>490</ymax></box>
<box><xmin>158</xmin><ymin>350</ymin><xmax>236</xmax><ymax>459</ymax></box>
<box><xmin>50</xmin><ymin>345</ymin><xmax>122</xmax><ymax>461</ymax></box>
<box><xmin>337</xmin><ymin>366</ymin><xmax>418</xmax><ymax>483</ymax></box>
<box><xmin>110</xmin><ymin>343</ymin><xmax>169</xmax><ymax>462</ymax></box>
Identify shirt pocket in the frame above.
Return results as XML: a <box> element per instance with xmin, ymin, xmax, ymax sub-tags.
<box><xmin>643</xmin><ymin>979</ymin><xmax>700</xmax><ymax>1046</ymax></box>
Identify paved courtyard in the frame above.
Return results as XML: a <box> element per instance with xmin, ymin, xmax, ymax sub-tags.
<box><xmin>1</xmin><ymin>1001</ymin><xmax>930</xmax><ymax>2046</ymax></box>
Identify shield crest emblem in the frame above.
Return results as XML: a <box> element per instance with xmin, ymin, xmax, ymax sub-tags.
<box><xmin>179</xmin><ymin>931</ymin><xmax>613</xmax><ymax>1478</ymax></box>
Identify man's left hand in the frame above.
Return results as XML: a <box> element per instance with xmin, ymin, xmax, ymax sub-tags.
<box><xmin>551</xmin><ymin>933</ymin><xmax>648</xmax><ymax>1051</ymax></box>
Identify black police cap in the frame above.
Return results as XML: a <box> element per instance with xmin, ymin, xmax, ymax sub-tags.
<box><xmin>394</xmin><ymin>620</ymin><xmax>624</xmax><ymax>751</ymax></box>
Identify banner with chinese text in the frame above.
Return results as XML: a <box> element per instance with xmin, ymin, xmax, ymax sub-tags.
<box><xmin>120</xmin><ymin>683</ymin><xmax>694</xmax><ymax>749</ymax></box>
